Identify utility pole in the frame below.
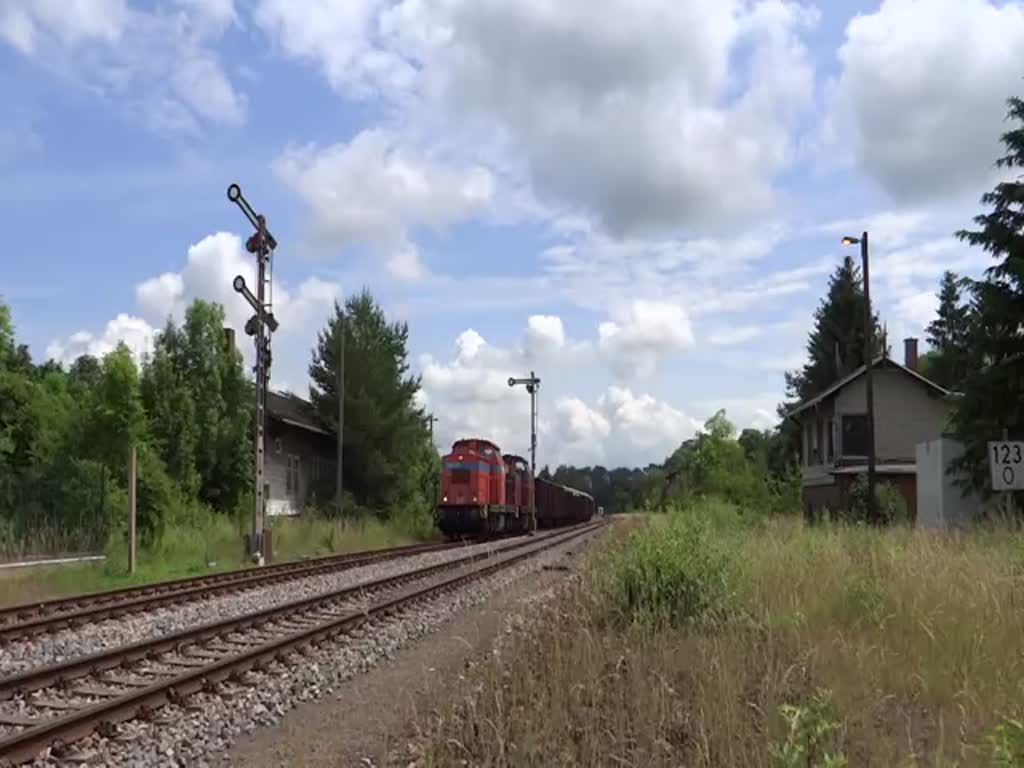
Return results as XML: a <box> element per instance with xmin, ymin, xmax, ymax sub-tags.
<box><xmin>843</xmin><ymin>231</ymin><xmax>877</xmax><ymax>523</ymax></box>
<box><xmin>426</xmin><ymin>414</ymin><xmax>439</xmax><ymax>504</ymax></box>
<box><xmin>336</xmin><ymin>311</ymin><xmax>344</xmax><ymax>516</ymax></box>
<box><xmin>128</xmin><ymin>445</ymin><xmax>137</xmax><ymax>575</ymax></box>
<box><xmin>508</xmin><ymin>371</ymin><xmax>541</xmax><ymax>532</ymax></box>
<box><xmin>228</xmin><ymin>183</ymin><xmax>280</xmax><ymax>563</ymax></box>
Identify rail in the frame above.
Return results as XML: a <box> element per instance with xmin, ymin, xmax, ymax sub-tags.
<box><xmin>0</xmin><ymin>539</ymin><xmax>470</xmax><ymax>642</ymax></box>
<box><xmin>0</xmin><ymin>522</ymin><xmax>602</xmax><ymax>765</ymax></box>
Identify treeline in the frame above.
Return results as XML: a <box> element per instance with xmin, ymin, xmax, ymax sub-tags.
<box><xmin>541</xmin><ymin>411</ymin><xmax>797</xmax><ymax>516</ymax></box>
<box><xmin>0</xmin><ymin>290</ymin><xmax>436</xmax><ymax>556</ymax></box>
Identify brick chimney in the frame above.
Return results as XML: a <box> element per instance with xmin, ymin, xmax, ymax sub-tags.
<box><xmin>224</xmin><ymin>327</ymin><xmax>236</xmax><ymax>355</ymax></box>
<box><xmin>903</xmin><ymin>337</ymin><xmax>918</xmax><ymax>371</ymax></box>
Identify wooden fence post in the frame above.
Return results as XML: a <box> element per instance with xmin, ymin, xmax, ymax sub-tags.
<box><xmin>128</xmin><ymin>445</ymin><xmax>137</xmax><ymax>575</ymax></box>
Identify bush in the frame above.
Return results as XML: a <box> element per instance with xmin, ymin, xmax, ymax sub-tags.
<box><xmin>600</xmin><ymin>502</ymin><xmax>735</xmax><ymax>627</ymax></box>
<box><xmin>847</xmin><ymin>475</ymin><xmax>910</xmax><ymax>525</ymax></box>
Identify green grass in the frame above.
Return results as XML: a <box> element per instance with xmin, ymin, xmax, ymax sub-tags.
<box><xmin>0</xmin><ymin>509</ymin><xmax>438</xmax><ymax>608</ymax></box>
<box><xmin>413</xmin><ymin>502</ymin><xmax>1024</xmax><ymax>767</ymax></box>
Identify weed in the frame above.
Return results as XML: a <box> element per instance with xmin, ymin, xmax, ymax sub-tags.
<box><xmin>769</xmin><ymin>689</ymin><xmax>848</xmax><ymax>768</ymax></box>
<box><xmin>989</xmin><ymin>718</ymin><xmax>1024</xmax><ymax>767</ymax></box>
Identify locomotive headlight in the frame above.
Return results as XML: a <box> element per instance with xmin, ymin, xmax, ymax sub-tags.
<box><xmin>443</xmin><ymin>495</ymin><xmax>448</xmax><ymax>502</ymax></box>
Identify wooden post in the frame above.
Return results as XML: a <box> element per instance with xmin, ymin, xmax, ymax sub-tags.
<box><xmin>128</xmin><ymin>445</ymin><xmax>137</xmax><ymax>575</ymax></box>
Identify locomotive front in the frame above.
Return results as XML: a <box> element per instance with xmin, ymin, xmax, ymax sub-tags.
<box><xmin>436</xmin><ymin>438</ymin><xmax>506</xmax><ymax>537</ymax></box>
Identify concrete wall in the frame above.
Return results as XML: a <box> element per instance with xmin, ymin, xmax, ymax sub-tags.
<box><xmin>916</xmin><ymin>437</ymin><xmax>982</xmax><ymax>529</ymax></box>
<box><xmin>835</xmin><ymin>368</ymin><xmax>950</xmax><ymax>461</ymax></box>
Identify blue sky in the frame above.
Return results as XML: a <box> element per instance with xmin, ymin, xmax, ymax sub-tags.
<box><xmin>2</xmin><ymin>0</ymin><xmax>1021</xmax><ymax>468</ymax></box>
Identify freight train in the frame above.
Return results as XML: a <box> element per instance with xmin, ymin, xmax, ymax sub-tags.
<box><xmin>435</xmin><ymin>438</ymin><xmax>595</xmax><ymax>537</ymax></box>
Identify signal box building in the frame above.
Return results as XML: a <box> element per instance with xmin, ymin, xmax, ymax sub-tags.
<box><xmin>265</xmin><ymin>391</ymin><xmax>336</xmax><ymax>516</ymax></box>
<box><xmin>785</xmin><ymin>338</ymin><xmax>955</xmax><ymax>521</ymax></box>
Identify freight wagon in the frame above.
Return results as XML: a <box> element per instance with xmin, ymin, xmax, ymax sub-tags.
<box><xmin>436</xmin><ymin>437</ymin><xmax>595</xmax><ymax>537</ymax></box>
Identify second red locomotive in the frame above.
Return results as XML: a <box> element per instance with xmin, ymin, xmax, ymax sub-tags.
<box><xmin>436</xmin><ymin>437</ymin><xmax>594</xmax><ymax>537</ymax></box>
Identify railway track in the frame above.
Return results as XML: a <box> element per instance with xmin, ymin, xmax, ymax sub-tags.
<box><xmin>0</xmin><ymin>522</ymin><xmax>601</xmax><ymax>765</ymax></box>
<box><xmin>0</xmin><ymin>539</ymin><xmax>471</xmax><ymax>642</ymax></box>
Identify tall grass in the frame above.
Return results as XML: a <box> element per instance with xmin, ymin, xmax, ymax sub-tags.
<box><xmin>0</xmin><ymin>507</ymin><xmax>438</xmax><ymax>607</ymax></box>
<box><xmin>413</xmin><ymin>503</ymin><xmax>1024</xmax><ymax>767</ymax></box>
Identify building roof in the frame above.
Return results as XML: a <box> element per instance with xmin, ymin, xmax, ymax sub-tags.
<box><xmin>266</xmin><ymin>390</ymin><xmax>332</xmax><ymax>435</ymax></box>
<box><xmin>784</xmin><ymin>356</ymin><xmax>952</xmax><ymax>420</ymax></box>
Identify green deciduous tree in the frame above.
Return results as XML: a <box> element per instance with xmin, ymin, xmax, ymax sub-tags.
<box><xmin>142</xmin><ymin>301</ymin><xmax>251</xmax><ymax>512</ymax></box>
<box><xmin>183</xmin><ymin>301</ymin><xmax>251</xmax><ymax>510</ymax></box>
<box><xmin>84</xmin><ymin>343</ymin><xmax>148</xmax><ymax>475</ymax></box>
<box><xmin>309</xmin><ymin>289</ymin><xmax>432</xmax><ymax>513</ymax></box>
<box><xmin>950</xmin><ymin>96</ymin><xmax>1024</xmax><ymax>500</ymax></box>
<box><xmin>67</xmin><ymin>355</ymin><xmax>103</xmax><ymax>399</ymax></box>
<box><xmin>0</xmin><ymin>301</ymin><xmax>14</xmax><ymax>370</ymax></box>
<box><xmin>142</xmin><ymin>322</ymin><xmax>200</xmax><ymax>497</ymax></box>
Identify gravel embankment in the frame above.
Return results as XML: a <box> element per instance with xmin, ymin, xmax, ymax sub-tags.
<box><xmin>0</xmin><ymin>537</ymin><xmax>522</xmax><ymax>676</ymax></box>
<box><xmin>23</xmin><ymin>535</ymin><xmax>591</xmax><ymax>767</ymax></box>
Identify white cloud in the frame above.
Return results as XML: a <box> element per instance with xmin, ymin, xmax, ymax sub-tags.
<box><xmin>525</xmin><ymin>315</ymin><xmax>564</xmax><ymax>354</ymax></box>
<box><xmin>171</xmin><ymin>54</ymin><xmax>246</xmax><ymax>126</ymax></box>
<box><xmin>46</xmin><ymin>313</ymin><xmax>155</xmax><ymax>367</ymax></box>
<box><xmin>258</xmin><ymin>0</ymin><xmax>816</xmax><ymax>237</ymax></box>
<box><xmin>598</xmin><ymin>300</ymin><xmax>695</xmax><ymax>378</ymax></box>
<box><xmin>598</xmin><ymin>386</ymin><xmax>704</xmax><ymax>462</ymax></box>
<box><xmin>1</xmin><ymin>0</ymin><xmax>245</xmax><ymax>134</ymax></box>
<box><xmin>135</xmin><ymin>232</ymin><xmax>340</xmax><ymax>341</ymax></box>
<box><xmin>709</xmin><ymin>325</ymin><xmax>763</xmax><ymax>346</ymax></box>
<box><xmin>48</xmin><ymin>232</ymin><xmax>340</xmax><ymax>385</ymax></box>
<box><xmin>535</xmin><ymin>223</ymin><xmax>805</xmax><ymax>324</ymax></box>
<box><xmin>832</xmin><ymin>0</ymin><xmax>1024</xmax><ymax>202</ymax></box>
<box><xmin>0</xmin><ymin>0</ymin><xmax>127</xmax><ymax>54</ymax></box>
<box><xmin>523</xmin><ymin>314</ymin><xmax>593</xmax><ymax>363</ymax></box>
<box><xmin>273</xmin><ymin>129</ymin><xmax>494</xmax><ymax>267</ymax></box>
<box><xmin>386</xmin><ymin>242</ymin><xmax>426</xmax><ymax>281</ymax></box>
<box><xmin>420</xmin><ymin>321</ymin><xmax>702</xmax><ymax>467</ymax></box>
<box><xmin>254</xmin><ymin>0</ymin><xmax>413</xmax><ymax>97</ymax></box>
<box><xmin>175</xmin><ymin>0</ymin><xmax>238</xmax><ymax>31</ymax></box>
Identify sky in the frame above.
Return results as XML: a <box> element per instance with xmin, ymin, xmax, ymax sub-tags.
<box><xmin>1</xmin><ymin>0</ymin><xmax>1021</xmax><ymax>470</ymax></box>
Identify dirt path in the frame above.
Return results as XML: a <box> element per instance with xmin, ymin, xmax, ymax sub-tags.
<box><xmin>225</xmin><ymin>538</ymin><xmax>590</xmax><ymax>768</ymax></box>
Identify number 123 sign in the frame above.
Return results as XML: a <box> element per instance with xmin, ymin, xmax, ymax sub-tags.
<box><xmin>989</xmin><ymin>441</ymin><xmax>1024</xmax><ymax>491</ymax></box>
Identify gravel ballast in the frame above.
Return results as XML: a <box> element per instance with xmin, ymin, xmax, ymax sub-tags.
<box><xmin>0</xmin><ymin>537</ymin><xmax>524</xmax><ymax>676</ymax></box>
<box><xmin>20</xmin><ymin>532</ymin><xmax>596</xmax><ymax>767</ymax></box>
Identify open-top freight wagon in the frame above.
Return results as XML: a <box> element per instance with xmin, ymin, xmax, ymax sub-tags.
<box><xmin>435</xmin><ymin>438</ymin><xmax>595</xmax><ymax>537</ymax></box>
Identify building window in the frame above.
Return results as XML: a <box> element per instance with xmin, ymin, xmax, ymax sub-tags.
<box><xmin>811</xmin><ymin>417</ymin><xmax>819</xmax><ymax>466</ymax></box>
<box><xmin>286</xmin><ymin>454</ymin><xmax>301</xmax><ymax>495</ymax></box>
<box><xmin>841</xmin><ymin>414</ymin><xmax>869</xmax><ymax>456</ymax></box>
<box><xmin>311</xmin><ymin>456</ymin><xmax>331</xmax><ymax>485</ymax></box>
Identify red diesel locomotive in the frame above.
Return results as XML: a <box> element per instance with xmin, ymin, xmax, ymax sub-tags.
<box><xmin>436</xmin><ymin>437</ymin><xmax>594</xmax><ymax>537</ymax></box>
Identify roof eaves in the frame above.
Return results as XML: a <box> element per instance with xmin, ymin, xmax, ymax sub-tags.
<box><xmin>784</xmin><ymin>356</ymin><xmax>950</xmax><ymax>420</ymax></box>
